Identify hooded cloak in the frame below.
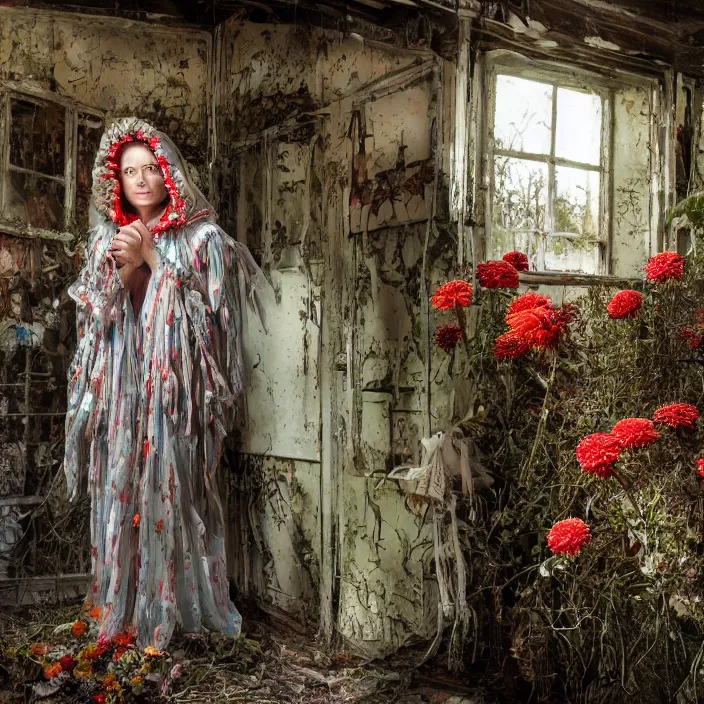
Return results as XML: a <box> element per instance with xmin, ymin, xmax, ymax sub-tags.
<box><xmin>64</xmin><ymin>118</ymin><xmax>260</xmax><ymax>649</ymax></box>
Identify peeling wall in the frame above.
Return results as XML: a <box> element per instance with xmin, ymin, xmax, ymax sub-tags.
<box><xmin>0</xmin><ymin>8</ymin><xmax>211</xmax><ymax>161</ymax></box>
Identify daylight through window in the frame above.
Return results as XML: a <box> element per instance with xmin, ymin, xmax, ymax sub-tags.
<box><xmin>490</xmin><ymin>73</ymin><xmax>608</xmax><ymax>275</ymax></box>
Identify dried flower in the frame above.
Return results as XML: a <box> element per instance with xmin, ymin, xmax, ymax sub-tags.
<box><xmin>44</xmin><ymin>662</ymin><xmax>63</xmax><ymax>679</ymax></box>
<box><xmin>59</xmin><ymin>654</ymin><xmax>76</xmax><ymax>672</ymax></box>
<box><xmin>607</xmin><ymin>289</ymin><xmax>643</xmax><ymax>319</ymax></box>
<box><xmin>547</xmin><ymin>518</ymin><xmax>592</xmax><ymax>556</ymax></box>
<box><xmin>434</xmin><ymin>325</ymin><xmax>463</xmax><ymax>352</ymax></box>
<box><xmin>71</xmin><ymin>620</ymin><xmax>88</xmax><ymax>637</ymax></box>
<box><xmin>502</xmin><ymin>250</ymin><xmax>529</xmax><ymax>272</ymax></box>
<box><xmin>697</xmin><ymin>459</ymin><xmax>704</xmax><ymax>478</ymax></box>
<box><xmin>645</xmin><ymin>251</ymin><xmax>685</xmax><ymax>283</ymax></box>
<box><xmin>576</xmin><ymin>433</ymin><xmax>622</xmax><ymax>477</ymax></box>
<box><xmin>611</xmin><ymin>418</ymin><xmax>659</xmax><ymax>448</ymax></box>
<box><xmin>430</xmin><ymin>280</ymin><xmax>473</xmax><ymax>310</ymax></box>
<box><xmin>477</xmin><ymin>260</ymin><xmax>520</xmax><ymax>289</ymax></box>
<box><xmin>653</xmin><ymin>403</ymin><xmax>699</xmax><ymax>429</ymax></box>
<box><xmin>506</xmin><ymin>292</ymin><xmax>551</xmax><ymax>319</ymax></box>
<box><xmin>155</xmin><ymin>519</ymin><xmax>164</xmax><ymax>534</ymax></box>
<box><xmin>74</xmin><ymin>661</ymin><xmax>94</xmax><ymax>680</ymax></box>
<box><xmin>113</xmin><ymin>632</ymin><xmax>136</xmax><ymax>647</ymax></box>
<box><xmin>494</xmin><ymin>331</ymin><xmax>530</xmax><ymax>360</ymax></box>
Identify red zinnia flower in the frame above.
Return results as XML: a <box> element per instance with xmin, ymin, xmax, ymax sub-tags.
<box><xmin>494</xmin><ymin>331</ymin><xmax>530</xmax><ymax>360</ymax></box>
<box><xmin>59</xmin><ymin>654</ymin><xmax>76</xmax><ymax>673</ymax></box>
<box><xmin>697</xmin><ymin>459</ymin><xmax>704</xmax><ymax>478</ymax></box>
<box><xmin>506</xmin><ymin>305</ymin><xmax>576</xmax><ymax>349</ymax></box>
<box><xmin>430</xmin><ymin>280</ymin><xmax>473</xmax><ymax>310</ymax></box>
<box><xmin>477</xmin><ymin>260</ymin><xmax>520</xmax><ymax>289</ymax></box>
<box><xmin>576</xmin><ymin>433</ymin><xmax>622</xmax><ymax>477</ymax></box>
<box><xmin>547</xmin><ymin>518</ymin><xmax>592</xmax><ymax>557</ymax></box>
<box><xmin>506</xmin><ymin>292</ymin><xmax>551</xmax><ymax>319</ymax></box>
<box><xmin>645</xmin><ymin>251</ymin><xmax>685</xmax><ymax>283</ymax></box>
<box><xmin>502</xmin><ymin>250</ymin><xmax>529</xmax><ymax>272</ymax></box>
<box><xmin>611</xmin><ymin>418</ymin><xmax>659</xmax><ymax>448</ymax></box>
<box><xmin>434</xmin><ymin>325</ymin><xmax>463</xmax><ymax>352</ymax></box>
<box><xmin>607</xmin><ymin>290</ymin><xmax>643</xmax><ymax>319</ymax></box>
<box><xmin>653</xmin><ymin>403</ymin><xmax>699</xmax><ymax>428</ymax></box>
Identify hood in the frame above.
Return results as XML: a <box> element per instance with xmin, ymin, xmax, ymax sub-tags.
<box><xmin>92</xmin><ymin>117</ymin><xmax>214</xmax><ymax>235</ymax></box>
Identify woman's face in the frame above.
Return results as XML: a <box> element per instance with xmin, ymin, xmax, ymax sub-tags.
<box><xmin>119</xmin><ymin>143</ymin><xmax>168</xmax><ymax>213</ymax></box>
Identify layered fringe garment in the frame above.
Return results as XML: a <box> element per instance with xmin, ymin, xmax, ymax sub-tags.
<box><xmin>64</xmin><ymin>118</ymin><xmax>260</xmax><ymax>649</ymax></box>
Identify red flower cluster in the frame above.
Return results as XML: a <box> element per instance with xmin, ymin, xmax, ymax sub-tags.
<box><xmin>697</xmin><ymin>459</ymin><xmax>704</xmax><ymax>478</ymax></box>
<box><xmin>679</xmin><ymin>310</ymin><xmax>704</xmax><ymax>349</ymax></box>
<box><xmin>477</xmin><ymin>260</ymin><xmax>520</xmax><ymax>289</ymax></box>
<box><xmin>434</xmin><ymin>325</ymin><xmax>463</xmax><ymax>352</ymax></box>
<box><xmin>547</xmin><ymin>518</ymin><xmax>592</xmax><ymax>557</ymax></box>
<box><xmin>653</xmin><ymin>403</ymin><xmax>699</xmax><ymax>429</ymax></box>
<box><xmin>506</xmin><ymin>292</ymin><xmax>552</xmax><ymax>318</ymax></box>
<box><xmin>431</xmin><ymin>280</ymin><xmax>473</xmax><ymax>310</ymax></box>
<box><xmin>644</xmin><ymin>251</ymin><xmax>685</xmax><ymax>283</ymax></box>
<box><xmin>611</xmin><ymin>418</ymin><xmax>659</xmax><ymax>448</ymax></box>
<box><xmin>59</xmin><ymin>654</ymin><xmax>77</xmax><ymax>673</ymax></box>
<box><xmin>494</xmin><ymin>331</ymin><xmax>530</xmax><ymax>360</ymax></box>
<box><xmin>506</xmin><ymin>304</ymin><xmax>577</xmax><ymax>350</ymax></box>
<box><xmin>575</xmin><ymin>433</ymin><xmax>622</xmax><ymax>478</ymax></box>
<box><xmin>607</xmin><ymin>289</ymin><xmax>643</xmax><ymax>319</ymax></box>
<box><xmin>502</xmin><ymin>250</ymin><xmax>529</xmax><ymax>272</ymax></box>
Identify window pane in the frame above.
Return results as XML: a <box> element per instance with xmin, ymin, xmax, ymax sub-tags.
<box><xmin>547</xmin><ymin>166</ymin><xmax>601</xmax><ymax>274</ymax></box>
<box><xmin>494</xmin><ymin>75</ymin><xmax>552</xmax><ymax>154</ymax></box>
<box><xmin>555</xmin><ymin>88</ymin><xmax>602</xmax><ymax>165</ymax></box>
<box><xmin>75</xmin><ymin>116</ymin><xmax>104</xmax><ymax>230</ymax></box>
<box><xmin>9</xmin><ymin>99</ymin><xmax>65</xmax><ymax>177</ymax></box>
<box><xmin>555</xmin><ymin>166</ymin><xmax>600</xmax><ymax>238</ymax></box>
<box><xmin>492</xmin><ymin>156</ymin><xmax>548</xmax><ymax>267</ymax></box>
<box><xmin>4</xmin><ymin>171</ymin><xmax>65</xmax><ymax>230</ymax></box>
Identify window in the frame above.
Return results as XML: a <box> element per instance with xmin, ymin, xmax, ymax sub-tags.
<box><xmin>487</xmin><ymin>63</ymin><xmax>610</xmax><ymax>275</ymax></box>
<box><xmin>0</xmin><ymin>87</ymin><xmax>103</xmax><ymax>240</ymax></box>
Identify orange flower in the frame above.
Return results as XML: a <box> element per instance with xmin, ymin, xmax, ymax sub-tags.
<box><xmin>131</xmin><ymin>675</ymin><xmax>144</xmax><ymax>685</ymax></box>
<box><xmin>44</xmin><ymin>662</ymin><xmax>63</xmax><ymax>679</ymax></box>
<box><xmin>72</xmin><ymin>620</ymin><xmax>88</xmax><ymax>637</ymax></box>
<box><xmin>113</xmin><ymin>631</ymin><xmax>136</xmax><ymax>647</ymax></box>
<box><xmin>144</xmin><ymin>646</ymin><xmax>164</xmax><ymax>657</ymax></box>
<box><xmin>133</xmin><ymin>513</ymin><xmax>140</xmax><ymax>528</ymax></box>
<box><xmin>103</xmin><ymin>674</ymin><xmax>116</xmax><ymax>688</ymax></box>
<box><xmin>88</xmin><ymin>606</ymin><xmax>102</xmax><ymax>621</ymax></box>
<box><xmin>155</xmin><ymin>519</ymin><xmax>164</xmax><ymax>534</ymax></box>
<box><xmin>31</xmin><ymin>643</ymin><xmax>49</xmax><ymax>657</ymax></box>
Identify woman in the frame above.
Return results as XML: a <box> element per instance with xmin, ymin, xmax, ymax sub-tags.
<box><xmin>63</xmin><ymin>118</ymin><xmax>261</xmax><ymax>649</ymax></box>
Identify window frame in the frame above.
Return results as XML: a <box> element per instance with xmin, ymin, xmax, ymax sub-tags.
<box><xmin>484</xmin><ymin>52</ymin><xmax>618</xmax><ymax>276</ymax></box>
<box><xmin>0</xmin><ymin>82</ymin><xmax>104</xmax><ymax>243</ymax></box>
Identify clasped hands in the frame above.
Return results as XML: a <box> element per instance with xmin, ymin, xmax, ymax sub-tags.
<box><xmin>110</xmin><ymin>220</ymin><xmax>158</xmax><ymax>271</ymax></box>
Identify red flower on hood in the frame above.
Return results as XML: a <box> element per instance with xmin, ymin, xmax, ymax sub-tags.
<box><xmin>477</xmin><ymin>260</ymin><xmax>520</xmax><ymax>289</ymax></box>
<box><xmin>502</xmin><ymin>250</ymin><xmax>529</xmax><ymax>272</ymax></box>
<box><xmin>547</xmin><ymin>518</ymin><xmax>592</xmax><ymax>556</ymax></box>
<box><xmin>607</xmin><ymin>290</ymin><xmax>643</xmax><ymax>319</ymax></box>
<box><xmin>434</xmin><ymin>325</ymin><xmax>463</xmax><ymax>352</ymax></box>
<box><xmin>430</xmin><ymin>280</ymin><xmax>473</xmax><ymax>310</ymax></box>
<box><xmin>494</xmin><ymin>331</ymin><xmax>530</xmax><ymax>360</ymax></box>
<box><xmin>644</xmin><ymin>251</ymin><xmax>684</xmax><ymax>283</ymax></box>
<box><xmin>576</xmin><ymin>433</ymin><xmax>621</xmax><ymax>477</ymax></box>
<box><xmin>653</xmin><ymin>403</ymin><xmax>699</xmax><ymax>428</ymax></box>
<box><xmin>611</xmin><ymin>418</ymin><xmax>659</xmax><ymax>448</ymax></box>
